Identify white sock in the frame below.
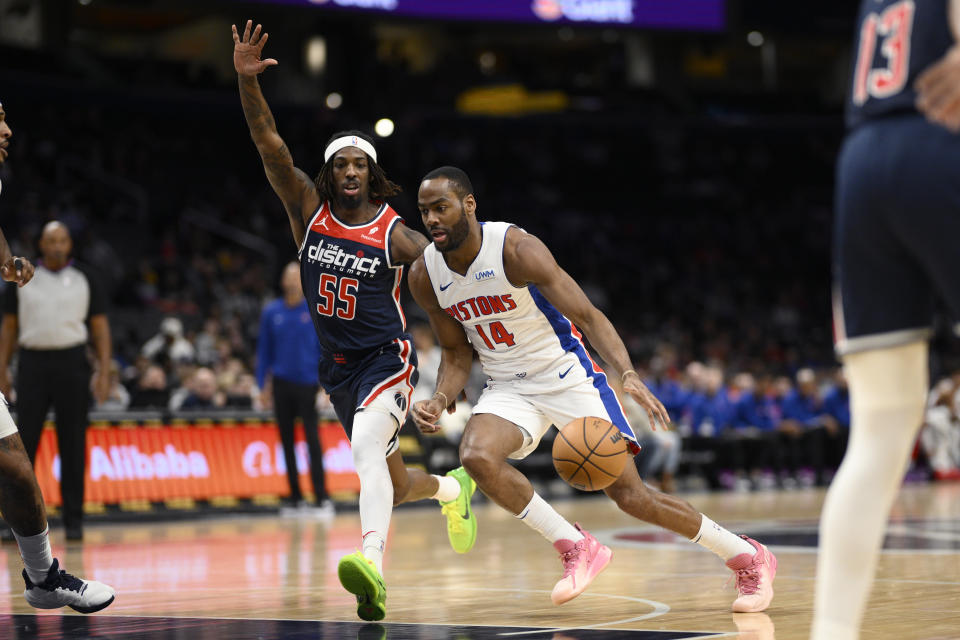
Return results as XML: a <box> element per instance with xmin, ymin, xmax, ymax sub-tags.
<box><xmin>812</xmin><ymin>343</ymin><xmax>927</xmax><ymax>640</ymax></box>
<box><xmin>515</xmin><ymin>493</ymin><xmax>583</xmax><ymax>543</ymax></box>
<box><xmin>431</xmin><ymin>475</ymin><xmax>461</xmax><ymax>502</ymax></box>
<box><xmin>13</xmin><ymin>526</ymin><xmax>53</xmax><ymax>584</ymax></box>
<box><xmin>692</xmin><ymin>514</ymin><xmax>755</xmax><ymax>560</ymax></box>
<box><xmin>351</xmin><ymin>410</ymin><xmax>398</xmax><ymax>576</ymax></box>
<box><xmin>362</xmin><ymin>532</ymin><xmax>387</xmax><ymax>575</ymax></box>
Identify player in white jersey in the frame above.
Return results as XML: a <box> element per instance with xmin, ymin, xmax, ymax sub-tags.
<box><xmin>409</xmin><ymin>166</ymin><xmax>777</xmax><ymax>610</ymax></box>
<box><xmin>0</xmin><ymin>101</ymin><xmax>115</xmax><ymax>613</ymax></box>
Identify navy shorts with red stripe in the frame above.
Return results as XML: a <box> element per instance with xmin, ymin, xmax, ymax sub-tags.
<box><xmin>318</xmin><ymin>335</ymin><xmax>419</xmax><ymax>437</ymax></box>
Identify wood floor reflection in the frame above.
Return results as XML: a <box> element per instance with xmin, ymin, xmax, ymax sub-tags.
<box><xmin>2</xmin><ymin>484</ymin><xmax>960</xmax><ymax>639</ymax></box>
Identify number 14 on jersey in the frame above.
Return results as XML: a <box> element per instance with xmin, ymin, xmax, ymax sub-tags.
<box><xmin>476</xmin><ymin>321</ymin><xmax>516</xmax><ymax>350</ymax></box>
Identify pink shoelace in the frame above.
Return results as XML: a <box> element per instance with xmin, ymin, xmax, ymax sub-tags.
<box><xmin>729</xmin><ymin>562</ymin><xmax>760</xmax><ymax>595</ymax></box>
<box><xmin>558</xmin><ymin>541</ymin><xmax>586</xmax><ymax>579</ymax></box>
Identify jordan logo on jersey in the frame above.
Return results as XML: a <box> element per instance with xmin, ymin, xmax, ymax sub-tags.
<box><xmin>445</xmin><ymin>294</ymin><xmax>517</xmax><ymax>322</ymax></box>
<box><xmin>306</xmin><ymin>238</ymin><xmax>381</xmax><ymax>276</ymax></box>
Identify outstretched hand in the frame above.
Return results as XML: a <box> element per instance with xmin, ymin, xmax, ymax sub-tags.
<box><xmin>232</xmin><ymin>20</ymin><xmax>278</xmax><ymax>76</ymax></box>
<box><xmin>622</xmin><ymin>371</ymin><xmax>670</xmax><ymax>431</ymax></box>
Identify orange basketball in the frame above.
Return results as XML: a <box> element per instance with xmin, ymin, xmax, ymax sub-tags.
<box><xmin>552</xmin><ymin>416</ymin><xmax>628</xmax><ymax>491</ymax></box>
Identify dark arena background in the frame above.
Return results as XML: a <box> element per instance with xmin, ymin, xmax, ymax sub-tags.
<box><xmin>1</xmin><ymin>1</ymin><xmax>959</xmax><ymax>638</ymax></box>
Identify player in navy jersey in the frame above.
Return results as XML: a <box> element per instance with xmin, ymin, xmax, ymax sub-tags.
<box><xmin>409</xmin><ymin>167</ymin><xmax>776</xmax><ymax>611</ymax></box>
<box><xmin>814</xmin><ymin>1</ymin><xmax>960</xmax><ymax>637</ymax></box>
<box><xmin>233</xmin><ymin>21</ymin><xmax>478</xmax><ymax>622</ymax></box>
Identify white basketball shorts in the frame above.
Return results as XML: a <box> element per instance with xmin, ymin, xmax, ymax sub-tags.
<box><xmin>472</xmin><ymin>365</ymin><xmax>638</xmax><ymax>460</ymax></box>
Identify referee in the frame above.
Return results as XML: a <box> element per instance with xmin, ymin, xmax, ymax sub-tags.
<box><xmin>256</xmin><ymin>261</ymin><xmax>331</xmax><ymax>515</ymax></box>
<box><xmin>0</xmin><ymin>221</ymin><xmax>112</xmax><ymax>541</ymax></box>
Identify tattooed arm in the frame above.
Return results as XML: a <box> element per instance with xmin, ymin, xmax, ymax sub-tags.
<box><xmin>233</xmin><ymin>20</ymin><xmax>319</xmax><ymax>248</ymax></box>
<box><xmin>389</xmin><ymin>223</ymin><xmax>430</xmax><ymax>265</ymax></box>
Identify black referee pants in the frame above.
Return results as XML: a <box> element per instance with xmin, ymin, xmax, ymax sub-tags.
<box><xmin>273</xmin><ymin>377</ymin><xmax>328</xmax><ymax>503</ymax></box>
<box><xmin>16</xmin><ymin>346</ymin><xmax>90</xmax><ymax>529</ymax></box>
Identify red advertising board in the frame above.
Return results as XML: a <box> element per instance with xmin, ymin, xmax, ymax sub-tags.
<box><xmin>33</xmin><ymin>420</ymin><xmax>360</xmax><ymax>507</ymax></box>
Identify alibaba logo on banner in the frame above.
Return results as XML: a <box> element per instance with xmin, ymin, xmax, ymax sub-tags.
<box><xmin>34</xmin><ymin>421</ymin><xmax>361</xmax><ymax>507</ymax></box>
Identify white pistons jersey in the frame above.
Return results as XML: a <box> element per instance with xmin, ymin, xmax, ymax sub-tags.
<box><xmin>423</xmin><ymin>222</ymin><xmax>590</xmax><ymax>388</ymax></box>
<box><xmin>423</xmin><ymin>221</ymin><xmax>638</xmax><ymax>456</ymax></box>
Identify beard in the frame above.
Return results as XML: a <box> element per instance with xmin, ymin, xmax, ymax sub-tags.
<box><xmin>437</xmin><ymin>210</ymin><xmax>470</xmax><ymax>253</ymax></box>
<box><xmin>334</xmin><ymin>191</ymin><xmax>364</xmax><ymax>211</ymax></box>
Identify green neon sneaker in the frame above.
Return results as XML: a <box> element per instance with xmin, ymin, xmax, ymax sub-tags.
<box><xmin>439</xmin><ymin>466</ymin><xmax>478</xmax><ymax>554</ymax></box>
<box><xmin>337</xmin><ymin>551</ymin><xmax>387</xmax><ymax>621</ymax></box>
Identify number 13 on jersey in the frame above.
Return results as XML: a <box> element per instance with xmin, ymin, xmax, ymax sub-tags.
<box><xmin>853</xmin><ymin>0</ymin><xmax>915</xmax><ymax>105</ymax></box>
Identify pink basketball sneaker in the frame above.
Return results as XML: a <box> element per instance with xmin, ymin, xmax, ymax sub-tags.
<box><xmin>550</xmin><ymin>524</ymin><xmax>612</xmax><ymax>606</ymax></box>
<box><xmin>726</xmin><ymin>536</ymin><xmax>777</xmax><ymax>613</ymax></box>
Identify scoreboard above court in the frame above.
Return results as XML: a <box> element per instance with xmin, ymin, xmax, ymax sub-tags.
<box><xmin>258</xmin><ymin>0</ymin><xmax>726</xmax><ymax>31</ymax></box>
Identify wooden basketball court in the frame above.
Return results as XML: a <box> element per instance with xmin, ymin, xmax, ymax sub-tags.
<box><xmin>1</xmin><ymin>483</ymin><xmax>958</xmax><ymax>639</ymax></box>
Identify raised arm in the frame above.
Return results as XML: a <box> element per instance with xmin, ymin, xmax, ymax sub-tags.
<box><xmin>503</xmin><ymin>227</ymin><xmax>670</xmax><ymax>429</ymax></box>
<box><xmin>407</xmin><ymin>256</ymin><xmax>475</xmax><ymax>433</ymax></box>
<box><xmin>233</xmin><ymin>20</ymin><xmax>319</xmax><ymax>247</ymax></box>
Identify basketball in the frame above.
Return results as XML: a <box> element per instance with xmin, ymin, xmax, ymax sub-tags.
<box><xmin>552</xmin><ymin>416</ymin><xmax>628</xmax><ymax>491</ymax></box>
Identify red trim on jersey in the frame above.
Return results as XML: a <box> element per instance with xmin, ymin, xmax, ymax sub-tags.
<box><xmin>360</xmin><ymin>339</ymin><xmax>415</xmax><ymax>409</ymax></box>
<box><xmin>309</xmin><ymin>202</ymin><xmax>400</xmax><ymax>248</ymax></box>
<box><xmin>568</xmin><ymin>322</ymin><xmax>632</xmax><ymax>425</ymax></box>
<box><xmin>392</xmin><ymin>268</ymin><xmax>406</xmax><ymax>330</ymax></box>
<box><xmin>570</xmin><ymin>324</ymin><xmax>603</xmax><ymax>374</ymax></box>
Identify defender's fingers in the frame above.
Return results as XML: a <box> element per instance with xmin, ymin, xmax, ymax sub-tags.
<box><xmin>242</xmin><ymin>20</ymin><xmax>252</xmax><ymax>42</ymax></box>
<box><xmin>258</xmin><ymin>32</ymin><xmax>269</xmax><ymax>49</ymax></box>
<box><xmin>232</xmin><ymin>24</ymin><xmax>240</xmax><ymax>43</ymax></box>
<box><xmin>251</xmin><ymin>23</ymin><xmax>262</xmax><ymax>43</ymax></box>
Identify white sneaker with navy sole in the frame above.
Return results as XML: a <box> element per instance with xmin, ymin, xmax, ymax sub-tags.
<box><xmin>23</xmin><ymin>558</ymin><xmax>116</xmax><ymax>613</ymax></box>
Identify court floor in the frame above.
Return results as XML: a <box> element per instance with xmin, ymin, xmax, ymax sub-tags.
<box><xmin>2</xmin><ymin>483</ymin><xmax>960</xmax><ymax>639</ymax></box>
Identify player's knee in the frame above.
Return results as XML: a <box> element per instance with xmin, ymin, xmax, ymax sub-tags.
<box><xmin>0</xmin><ymin>454</ymin><xmax>36</xmax><ymax>495</ymax></box>
<box><xmin>459</xmin><ymin>441</ymin><xmax>497</xmax><ymax>481</ymax></box>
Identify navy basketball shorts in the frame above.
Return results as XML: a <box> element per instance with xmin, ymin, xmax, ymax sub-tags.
<box><xmin>319</xmin><ymin>335</ymin><xmax>418</xmax><ymax>456</ymax></box>
<box><xmin>833</xmin><ymin>114</ymin><xmax>960</xmax><ymax>356</ymax></box>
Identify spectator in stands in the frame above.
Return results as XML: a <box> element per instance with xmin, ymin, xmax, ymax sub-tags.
<box><xmin>129</xmin><ymin>364</ymin><xmax>170</xmax><ymax>409</ymax></box>
<box><xmin>822</xmin><ymin>368</ymin><xmax>850</xmax><ymax>469</ymax></box>
<box><xmin>193</xmin><ymin>317</ymin><xmax>221</xmax><ymax>367</ymax></box>
<box><xmin>728</xmin><ymin>373</ymin><xmax>780</xmax><ymax>490</ymax></box>
<box><xmin>177</xmin><ymin>367</ymin><xmax>225</xmax><ymax>410</ymax></box>
<box><xmin>780</xmin><ymin>368</ymin><xmax>840</xmax><ymax>486</ymax></box>
<box><xmin>255</xmin><ymin>262</ymin><xmax>330</xmax><ymax>516</ymax></box>
<box><xmin>0</xmin><ymin>221</ymin><xmax>113</xmax><ymax>541</ymax></box>
<box><xmin>141</xmin><ymin>317</ymin><xmax>196</xmax><ymax>369</ymax></box>
<box><xmin>686</xmin><ymin>365</ymin><xmax>733</xmax><ymax>489</ymax></box>
<box><xmin>92</xmin><ymin>360</ymin><xmax>130</xmax><ymax>412</ymax></box>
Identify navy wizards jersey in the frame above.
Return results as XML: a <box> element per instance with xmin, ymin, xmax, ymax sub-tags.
<box><xmin>297</xmin><ymin>201</ymin><xmax>407</xmax><ymax>358</ymax></box>
<box><xmin>846</xmin><ymin>0</ymin><xmax>953</xmax><ymax>130</ymax></box>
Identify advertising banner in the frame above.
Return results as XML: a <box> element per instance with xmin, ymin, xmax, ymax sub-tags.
<box><xmin>33</xmin><ymin>420</ymin><xmax>361</xmax><ymax>507</ymax></box>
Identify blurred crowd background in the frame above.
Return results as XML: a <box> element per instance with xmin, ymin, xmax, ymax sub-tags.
<box><xmin>2</xmin><ymin>0</ymin><xmax>960</xmax><ymax>494</ymax></box>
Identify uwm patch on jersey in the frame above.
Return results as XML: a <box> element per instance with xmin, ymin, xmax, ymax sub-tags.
<box><xmin>298</xmin><ymin>202</ymin><xmax>407</xmax><ymax>354</ymax></box>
